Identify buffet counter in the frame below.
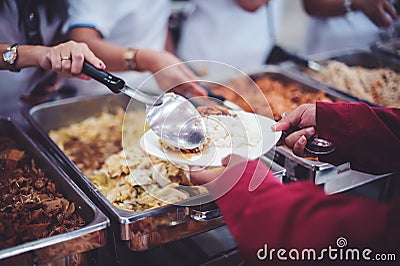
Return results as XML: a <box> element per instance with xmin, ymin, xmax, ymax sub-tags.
<box><xmin>1</xmin><ymin>45</ymin><xmax>399</xmax><ymax>265</ymax></box>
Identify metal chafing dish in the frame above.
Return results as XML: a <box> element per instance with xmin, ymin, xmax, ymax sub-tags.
<box><xmin>280</xmin><ymin>48</ymin><xmax>400</xmax><ymax>107</ymax></box>
<box><xmin>307</xmin><ymin>48</ymin><xmax>400</xmax><ymax>71</ymax></box>
<box><xmin>207</xmin><ymin>65</ymin><xmax>356</xmax><ymax>183</ymax></box>
<box><xmin>371</xmin><ymin>38</ymin><xmax>400</xmax><ymax>61</ymax></box>
<box><xmin>24</xmin><ymin>93</ymin><xmax>286</xmax><ymax>257</ymax></box>
<box><xmin>204</xmin><ymin>64</ymin><xmax>400</xmax><ymax>201</ymax></box>
<box><xmin>0</xmin><ymin>118</ymin><xmax>109</xmax><ymax>266</ymax></box>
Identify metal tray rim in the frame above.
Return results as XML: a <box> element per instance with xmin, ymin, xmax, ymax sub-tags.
<box><xmin>278</xmin><ymin>48</ymin><xmax>400</xmax><ymax>107</ymax></box>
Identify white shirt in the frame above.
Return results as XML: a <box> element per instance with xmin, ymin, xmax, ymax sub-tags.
<box><xmin>0</xmin><ymin>2</ymin><xmax>62</xmax><ymax>114</ymax></box>
<box><xmin>303</xmin><ymin>12</ymin><xmax>382</xmax><ymax>56</ymax></box>
<box><xmin>67</xmin><ymin>0</ymin><xmax>171</xmax><ymax>95</ymax></box>
<box><xmin>176</xmin><ymin>0</ymin><xmax>282</xmax><ymax>75</ymax></box>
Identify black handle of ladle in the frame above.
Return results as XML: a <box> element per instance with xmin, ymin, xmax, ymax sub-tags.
<box><xmin>82</xmin><ymin>61</ymin><xmax>125</xmax><ymax>93</ymax></box>
<box><xmin>266</xmin><ymin>46</ymin><xmax>309</xmax><ymax>67</ymax></box>
<box><xmin>305</xmin><ymin>137</ymin><xmax>336</xmax><ymax>155</ymax></box>
<box><xmin>204</xmin><ymin>87</ymin><xmax>226</xmax><ymax>102</ymax></box>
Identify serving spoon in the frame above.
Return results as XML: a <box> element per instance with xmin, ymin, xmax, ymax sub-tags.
<box><xmin>82</xmin><ymin>62</ymin><xmax>206</xmax><ymax>150</ymax></box>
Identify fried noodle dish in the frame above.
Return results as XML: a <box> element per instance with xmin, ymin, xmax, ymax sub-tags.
<box><xmin>49</xmin><ymin>109</ymin><xmax>207</xmax><ymax>212</ymax></box>
<box><xmin>210</xmin><ymin>76</ymin><xmax>334</xmax><ymax>120</ymax></box>
<box><xmin>306</xmin><ymin>61</ymin><xmax>400</xmax><ymax>108</ymax></box>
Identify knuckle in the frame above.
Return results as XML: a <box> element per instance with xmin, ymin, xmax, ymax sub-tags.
<box><xmin>70</xmin><ymin>64</ymin><xmax>81</xmax><ymax>75</ymax></box>
<box><xmin>63</xmin><ymin>66</ymin><xmax>72</xmax><ymax>72</ymax></box>
<box><xmin>70</xmin><ymin>68</ymin><xmax>80</xmax><ymax>75</ymax></box>
<box><xmin>284</xmin><ymin>138</ymin><xmax>293</xmax><ymax>148</ymax></box>
<box><xmin>53</xmin><ymin>64</ymin><xmax>62</xmax><ymax>71</ymax></box>
<box><xmin>66</xmin><ymin>40</ymin><xmax>78</xmax><ymax>47</ymax></box>
<box><xmin>59</xmin><ymin>43</ymin><xmax>67</xmax><ymax>50</ymax></box>
<box><xmin>48</xmin><ymin>48</ymin><xmax>57</xmax><ymax>58</ymax></box>
<box><xmin>77</xmin><ymin>42</ymin><xmax>89</xmax><ymax>49</ymax></box>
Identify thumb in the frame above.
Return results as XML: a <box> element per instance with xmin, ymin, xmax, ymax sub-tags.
<box><xmin>272</xmin><ymin>120</ymin><xmax>291</xmax><ymax>131</ymax></box>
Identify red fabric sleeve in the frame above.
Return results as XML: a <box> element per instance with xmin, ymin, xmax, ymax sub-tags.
<box><xmin>215</xmin><ymin>160</ymin><xmax>400</xmax><ymax>265</ymax></box>
<box><xmin>316</xmin><ymin>102</ymin><xmax>400</xmax><ymax>174</ymax></box>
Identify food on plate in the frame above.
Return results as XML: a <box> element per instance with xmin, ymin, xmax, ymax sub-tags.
<box><xmin>159</xmin><ymin>106</ymin><xmax>235</xmax><ymax>155</ymax></box>
<box><xmin>157</xmin><ymin>106</ymin><xmax>263</xmax><ymax>163</ymax></box>
<box><xmin>197</xmin><ymin>105</ymin><xmax>235</xmax><ymax>117</ymax></box>
<box><xmin>140</xmin><ymin>103</ymin><xmax>279</xmax><ymax>168</ymax></box>
<box><xmin>0</xmin><ymin>137</ymin><xmax>84</xmax><ymax>250</ymax></box>
<box><xmin>159</xmin><ymin>138</ymin><xmax>209</xmax><ymax>154</ymax></box>
<box><xmin>201</xmin><ymin>107</ymin><xmax>262</xmax><ymax>148</ymax></box>
<box><xmin>306</xmin><ymin>61</ymin><xmax>400</xmax><ymax>108</ymax></box>
<box><xmin>210</xmin><ymin>76</ymin><xmax>334</xmax><ymax>120</ymax></box>
<box><xmin>49</xmin><ymin>109</ymin><xmax>207</xmax><ymax>212</ymax></box>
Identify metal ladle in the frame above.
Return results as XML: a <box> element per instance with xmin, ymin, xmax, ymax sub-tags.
<box><xmin>82</xmin><ymin>62</ymin><xmax>206</xmax><ymax>150</ymax></box>
<box><xmin>280</xmin><ymin>113</ymin><xmax>335</xmax><ymax>156</ymax></box>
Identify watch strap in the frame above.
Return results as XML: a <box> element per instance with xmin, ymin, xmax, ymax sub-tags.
<box><xmin>3</xmin><ymin>43</ymin><xmax>20</xmax><ymax>72</ymax></box>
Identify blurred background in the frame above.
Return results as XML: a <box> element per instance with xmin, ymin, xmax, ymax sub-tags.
<box><xmin>276</xmin><ymin>0</ymin><xmax>308</xmax><ymax>53</ymax></box>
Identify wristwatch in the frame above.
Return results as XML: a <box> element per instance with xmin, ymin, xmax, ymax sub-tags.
<box><xmin>124</xmin><ymin>48</ymin><xmax>139</xmax><ymax>70</ymax></box>
<box><xmin>2</xmin><ymin>43</ymin><xmax>20</xmax><ymax>72</ymax></box>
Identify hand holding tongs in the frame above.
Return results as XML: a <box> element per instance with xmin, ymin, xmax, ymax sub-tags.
<box><xmin>278</xmin><ymin>112</ymin><xmax>335</xmax><ymax>156</ymax></box>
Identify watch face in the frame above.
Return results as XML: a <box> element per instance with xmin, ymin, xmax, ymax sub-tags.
<box><xmin>3</xmin><ymin>50</ymin><xmax>15</xmax><ymax>61</ymax></box>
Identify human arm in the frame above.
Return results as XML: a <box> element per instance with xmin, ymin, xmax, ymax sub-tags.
<box><xmin>274</xmin><ymin>102</ymin><xmax>400</xmax><ymax>174</ymax></box>
<box><xmin>302</xmin><ymin>0</ymin><xmax>398</xmax><ymax>28</ymax></box>
<box><xmin>69</xmin><ymin>27</ymin><xmax>206</xmax><ymax>96</ymax></box>
<box><xmin>190</xmin><ymin>158</ymin><xmax>400</xmax><ymax>265</ymax></box>
<box><xmin>235</xmin><ymin>0</ymin><xmax>270</xmax><ymax>12</ymax></box>
<box><xmin>0</xmin><ymin>41</ymin><xmax>105</xmax><ymax>79</ymax></box>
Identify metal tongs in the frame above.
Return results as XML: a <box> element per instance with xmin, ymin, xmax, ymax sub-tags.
<box><xmin>279</xmin><ymin>113</ymin><xmax>335</xmax><ymax>156</ymax></box>
<box><xmin>82</xmin><ymin>62</ymin><xmax>206</xmax><ymax>150</ymax></box>
<box><xmin>266</xmin><ymin>45</ymin><xmax>324</xmax><ymax>72</ymax></box>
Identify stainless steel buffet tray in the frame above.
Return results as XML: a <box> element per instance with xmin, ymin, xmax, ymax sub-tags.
<box><xmin>280</xmin><ymin>48</ymin><xmax>400</xmax><ymax>107</ymax></box>
<box><xmin>243</xmin><ymin>65</ymin><xmax>400</xmax><ymax>200</ymax></box>
<box><xmin>209</xmin><ymin>64</ymin><xmax>357</xmax><ymax>115</ymax></box>
<box><xmin>25</xmin><ymin>93</ymin><xmax>286</xmax><ymax>252</ymax></box>
<box><xmin>0</xmin><ymin>118</ymin><xmax>109</xmax><ymax>265</ymax></box>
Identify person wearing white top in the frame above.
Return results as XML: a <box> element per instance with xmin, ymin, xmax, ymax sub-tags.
<box><xmin>175</xmin><ymin>0</ymin><xmax>283</xmax><ymax>75</ymax></box>
<box><xmin>302</xmin><ymin>0</ymin><xmax>398</xmax><ymax>55</ymax></box>
<box><xmin>67</xmin><ymin>0</ymin><xmax>205</xmax><ymax>96</ymax></box>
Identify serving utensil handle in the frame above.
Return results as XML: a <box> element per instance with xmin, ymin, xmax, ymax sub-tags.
<box><xmin>82</xmin><ymin>61</ymin><xmax>125</xmax><ymax>93</ymax></box>
<box><xmin>266</xmin><ymin>45</ymin><xmax>310</xmax><ymax>66</ymax></box>
<box><xmin>203</xmin><ymin>87</ymin><xmax>226</xmax><ymax>102</ymax></box>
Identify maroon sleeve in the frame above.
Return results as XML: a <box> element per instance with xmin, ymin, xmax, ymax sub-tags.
<box><xmin>215</xmin><ymin>160</ymin><xmax>400</xmax><ymax>265</ymax></box>
<box><xmin>316</xmin><ymin>102</ymin><xmax>400</xmax><ymax>174</ymax></box>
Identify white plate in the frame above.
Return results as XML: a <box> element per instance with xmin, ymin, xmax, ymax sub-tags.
<box><xmin>140</xmin><ymin>111</ymin><xmax>281</xmax><ymax>167</ymax></box>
